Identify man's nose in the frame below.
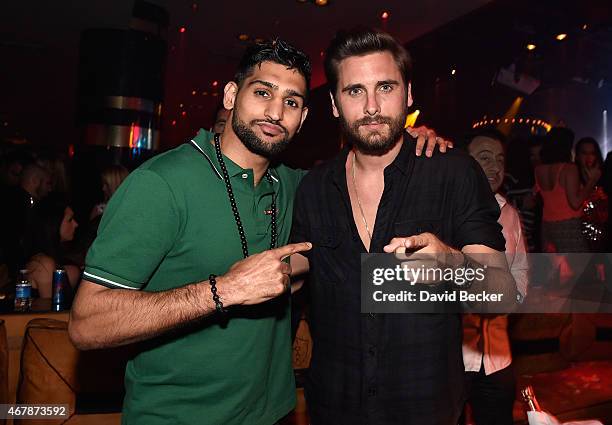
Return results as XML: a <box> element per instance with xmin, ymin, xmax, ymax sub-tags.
<box><xmin>364</xmin><ymin>93</ymin><xmax>381</xmax><ymax>116</ymax></box>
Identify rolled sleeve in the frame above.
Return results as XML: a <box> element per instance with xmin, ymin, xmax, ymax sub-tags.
<box><xmin>84</xmin><ymin>169</ymin><xmax>180</xmax><ymax>290</ymax></box>
<box><xmin>453</xmin><ymin>159</ymin><xmax>505</xmax><ymax>251</ymax></box>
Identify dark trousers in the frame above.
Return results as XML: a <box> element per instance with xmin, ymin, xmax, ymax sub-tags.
<box><xmin>464</xmin><ymin>363</ymin><xmax>515</xmax><ymax>425</ymax></box>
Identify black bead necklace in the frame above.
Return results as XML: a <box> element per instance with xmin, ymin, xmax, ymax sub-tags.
<box><xmin>214</xmin><ymin>133</ymin><xmax>277</xmax><ymax>258</ymax></box>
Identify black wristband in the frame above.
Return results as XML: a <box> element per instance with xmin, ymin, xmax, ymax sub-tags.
<box><xmin>208</xmin><ymin>274</ymin><xmax>227</xmax><ymax>314</ymax></box>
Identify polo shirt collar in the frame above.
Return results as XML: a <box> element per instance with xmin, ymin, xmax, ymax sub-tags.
<box><xmin>190</xmin><ymin>129</ymin><xmax>279</xmax><ymax>193</ymax></box>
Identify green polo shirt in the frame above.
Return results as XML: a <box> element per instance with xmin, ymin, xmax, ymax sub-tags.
<box><xmin>84</xmin><ymin>129</ymin><xmax>305</xmax><ymax>425</ymax></box>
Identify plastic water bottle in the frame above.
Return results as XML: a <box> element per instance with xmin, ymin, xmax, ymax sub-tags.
<box><xmin>14</xmin><ymin>269</ymin><xmax>33</xmax><ymax>312</ymax></box>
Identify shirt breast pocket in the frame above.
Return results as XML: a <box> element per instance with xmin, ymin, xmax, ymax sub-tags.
<box><xmin>393</xmin><ymin>219</ymin><xmax>443</xmax><ymax>238</ymax></box>
<box><xmin>311</xmin><ymin>225</ymin><xmax>347</xmax><ymax>284</ymax></box>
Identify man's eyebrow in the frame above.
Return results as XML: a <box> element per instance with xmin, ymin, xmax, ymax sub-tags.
<box><xmin>341</xmin><ymin>83</ymin><xmax>365</xmax><ymax>93</ymax></box>
<box><xmin>285</xmin><ymin>89</ymin><xmax>305</xmax><ymax>100</ymax></box>
<box><xmin>249</xmin><ymin>79</ymin><xmax>305</xmax><ymax>100</ymax></box>
<box><xmin>377</xmin><ymin>79</ymin><xmax>400</xmax><ymax>86</ymax></box>
<box><xmin>341</xmin><ymin>80</ymin><xmax>400</xmax><ymax>93</ymax></box>
<box><xmin>248</xmin><ymin>79</ymin><xmax>278</xmax><ymax>90</ymax></box>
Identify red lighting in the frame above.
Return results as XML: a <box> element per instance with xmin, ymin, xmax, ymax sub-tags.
<box><xmin>68</xmin><ymin>144</ymin><xmax>75</xmax><ymax>158</ymax></box>
<box><xmin>381</xmin><ymin>11</ymin><xmax>389</xmax><ymax>19</ymax></box>
<box><xmin>212</xmin><ymin>80</ymin><xmax>218</xmax><ymax>87</ymax></box>
<box><xmin>191</xmin><ymin>90</ymin><xmax>197</xmax><ymax>95</ymax></box>
<box><xmin>179</xmin><ymin>27</ymin><xmax>186</xmax><ymax>33</ymax></box>
<box><xmin>171</xmin><ymin>120</ymin><xmax>177</xmax><ymax>126</ymax></box>
<box><xmin>181</xmin><ymin>111</ymin><xmax>187</xmax><ymax>116</ymax></box>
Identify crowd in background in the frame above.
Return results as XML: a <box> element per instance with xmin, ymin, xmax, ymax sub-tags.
<box><xmin>0</xmin><ymin>144</ymin><xmax>130</xmax><ymax>298</ymax></box>
<box><xmin>502</xmin><ymin>127</ymin><xmax>610</xmax><ymax>255</ymax></box>
<box><xmin>0</xmin><ymin>123</ymin><xmax>610</xmax><ymax>299</ymax></box>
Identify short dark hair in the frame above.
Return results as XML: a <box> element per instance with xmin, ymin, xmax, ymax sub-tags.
<box><xmin>461</xmin><ymin>128</ymin><xmax>507</xmax><ymax>151</ymax></box>
<box><xmin>324</xmin><ymin>27</ymin><xmax>412</xmax><ymax>97</ymax></box>
<box><xmin>234</xmin><ymin>38</ymin><xmax>311</xmax><ymax>101</ymax></box>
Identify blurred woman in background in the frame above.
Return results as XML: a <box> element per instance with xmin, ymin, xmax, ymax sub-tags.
<box><xmin>23</xmin><ymin>195</ymin><xmax>79</xmax><ymax>298</ymax></box>
<box><xmin>90</xmin><ymin>164</ymin><xmax>129</xmax><ymax>220</ymax></box>
<box><xmin>535</xmin><ymin>127</ymin><xmax>599</xmax><ymax>252</ymax></box>
<box><xmin>574</xmin><ymin>137</ymin><xmax>608</xmax><ymax>251</ymax></box>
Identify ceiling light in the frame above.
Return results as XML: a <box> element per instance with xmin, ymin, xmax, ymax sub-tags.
<box><xmin>315</xmin><ymin>0</ymin><xmax>328</xmax><ymax>6</ymax></box>
<box><xmin>179</xmin><ymin>27</ymin><xmax>186</xmax><ymax>33</ymax></box>
<box><xmin>555</xmin><ymin>33</ymin><xmax>567</xmax><ymax>41</ymax></box>
<box><xmin>526</xmin><ymin>43</ymin><xmax>536</xmax><ymax>51</ymax></box>
<box><xmin>381</xmin><ymin>11</ymin><xmax>389</xmax><ymax>19</ymax></box>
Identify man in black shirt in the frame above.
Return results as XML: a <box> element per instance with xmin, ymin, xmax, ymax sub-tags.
<box><xmin>290</xmin><ymin>28</ymin><xmax>518</xmax><ymax>425</ymax></box>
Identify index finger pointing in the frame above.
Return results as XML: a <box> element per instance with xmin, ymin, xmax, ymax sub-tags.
<box><xmin>272</xmin><ymin>242</ymin><xmax>313</xmax><ymax>260</ymax></box>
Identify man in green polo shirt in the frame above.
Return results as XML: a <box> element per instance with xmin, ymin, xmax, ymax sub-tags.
<box><xmin>69</xmin><ymin>39</ymin><xmax>313</xmax><ymax>425</ymax></box>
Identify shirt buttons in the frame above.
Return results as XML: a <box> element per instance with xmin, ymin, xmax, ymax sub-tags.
<box><xmin>241</xmin><ymin>173</ymin><xmax>248</xmax><ymax>179</ymax></box>
<box><xmin>368</xmin><ymin>345</ymin><xmax>377</xmax><ymax>356</ymax></box>
<box><xmin>367</xmin><ymin>387</ymin><xmax>377</xmax><ymax>397</ymax></box>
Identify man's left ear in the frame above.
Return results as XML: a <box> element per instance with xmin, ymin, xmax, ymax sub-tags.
<box><xmin>407</xmin><ymin>82</ymin><xmax>414</xmax><ymax>108</ymax></box>
<box><xmin>296</xmin><ymin>107</ymin><xmax>309</xmax><ymax>133</ymax></box>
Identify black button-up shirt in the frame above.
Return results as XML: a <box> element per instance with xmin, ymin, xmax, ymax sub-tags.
<box><xmin>290</xmin><ymin>136</ymin><xmax>505</xmax><ymax>425</ymax></box>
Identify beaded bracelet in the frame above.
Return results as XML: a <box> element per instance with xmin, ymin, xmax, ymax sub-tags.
<box><xmin>208</xmin><ymin>274</ymin><xmax>227</xmax><ymax>314</ymax></box>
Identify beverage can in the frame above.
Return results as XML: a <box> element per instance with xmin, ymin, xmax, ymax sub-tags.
<box><xmin>52</xmin><ymin>269</ymin><xmax>68</xmax><ymax>308</ymax></box>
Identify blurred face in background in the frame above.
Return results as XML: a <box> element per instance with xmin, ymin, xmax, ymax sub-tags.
<box><xmin>576</xmin><ymin>142</ymin><xmax>599</xmax><ymax>170</ymax></box>
<box><xmin>101</xmin><ymin>166</ymin><xmax>129</xmax><ymax>202</ymax></box>
<box><xmin>212</xmin><ymin>108</ymin><xmax>231</xmax><ymax>134</ymax></box>
<box><xmin>59</xmin><ymin>207</ymin><xmax>78</xmax><ymax>242</ymax></box>
<box><xmin>529</xmin><ymin>144</ymin><xmax>543</xmax><ymax>167</ymax></box>
<box><xmin>468</xmin><ymin>136</ymin><xmax>505</xmax><ymax>193</ymax></box>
